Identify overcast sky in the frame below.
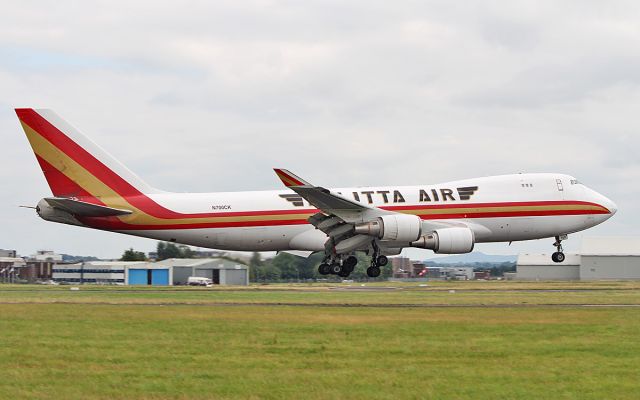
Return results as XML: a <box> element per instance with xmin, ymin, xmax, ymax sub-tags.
<box><xmin>1</xmin><ymin>1</ymin><xmax>638</xmax><ymax>259</ymax></box>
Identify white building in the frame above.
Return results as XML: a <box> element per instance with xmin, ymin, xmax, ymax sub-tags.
<box><xmin>52</xmin><ymin>258</ymin><xmax>249</xmax><ymax>285</ymax></box>
<box><xmin>156</xmin><ymin>258</ymin><xmax>249</xmax><ymax>286</ymax></box>
<box><xmin>516</xmin><ymin>254</ymin><xmax>581</xmax><ymax>281</ymax></box>
<box><xmin>31</xmin><ymin>250</ymin><xmax>63</xmax><ymax>262</ymax></box>
<box><xmin>442</xmin><ymin>266</ymin><xmax>475</xmax><ymax>280</ymax></box>
<box><xmin>0</xmin><ymin>257</ymin><xmax>26</xmax><ymax>283</ymax></box>
<box><xmin>0</xmin><ymin>249</ymin><xmax>17</xmax><ymax>258</ymax></box>
<box><xmin>516</xmin><ymin>237</ymin><xmax>640</xmax><ymax>280</ymax></box>
<box><xmin>580</xmin><ymin>237</ymin><xmax>640</xmax><ymax>280</ymax></box>
<box><xmin>53</xmin><ymin>261</ymin><xmax>146</xmax><ymax>284</ymax></box>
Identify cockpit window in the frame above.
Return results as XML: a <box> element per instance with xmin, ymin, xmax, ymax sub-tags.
<box><xmin>570</xmin><ymin>179</ymin><xmax>581</xmax><ymax>185</ymax></box>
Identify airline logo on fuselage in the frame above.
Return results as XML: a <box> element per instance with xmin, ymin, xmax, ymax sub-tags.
<box><xmin>279</xmin><ymin>186</ymin><xmax>479</xmax><ymax>207</ymax></box>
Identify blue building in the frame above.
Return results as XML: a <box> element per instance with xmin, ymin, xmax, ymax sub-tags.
<box><xmin>52</xmin><ymin>258</ymin><xmax>248</xmax><ymax>286</ymax></box>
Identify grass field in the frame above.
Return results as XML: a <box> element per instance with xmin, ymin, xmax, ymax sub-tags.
<box><xmin>1</xmin><ymin>282</ymin><xmax>639</xmax><ymax>399</ymax></box>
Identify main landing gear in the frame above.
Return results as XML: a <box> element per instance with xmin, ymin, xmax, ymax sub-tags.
<box><xmin>317</xmin><ymin>253</ymin><xmax>388</xmax><ymax>278</ymax></box>
<box><xmin>552</xmin><ymin>235</ymin><xmax>566</xmax><ymax>263</ymax></box>
<box><xmin>318</xmin><ymin>255</ymin><xmax>358</xmax><ymax>278</ymax></box>
<box><xmin>366</xmin><ymin>244</ymin><xmax>388</xmax><ymax>278</ymax></box>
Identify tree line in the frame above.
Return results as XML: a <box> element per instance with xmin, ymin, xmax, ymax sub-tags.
<box><xmin>249</xmin><ymin>252</ymin><xmax>392</xmax><ymax>282</ymax></box>
<box><xmin>120</xmin><ymin>242</ymin><xmax>392</xmax><ymax>281</ymax></box>
<box><xmin>119</xmin><ymin>242</ymin><xmax>194</xmax><ymax>261</ymax></box>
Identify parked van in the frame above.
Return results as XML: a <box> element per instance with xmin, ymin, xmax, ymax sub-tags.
<box><xmin>187</xmin><ymin>276</ymin><xmax>213</xmax><ymax>287</ymax></box>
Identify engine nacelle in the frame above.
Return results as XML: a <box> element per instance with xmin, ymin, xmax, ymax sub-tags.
<box><xmin>354</xmin><ymin>214</ymin><xmax>422</xmax><ymax>242</ymax></box>
<box><xmin>411</xmin><ymin>227</ymin><xmax>475</xmax><ymax>254</ymax></box>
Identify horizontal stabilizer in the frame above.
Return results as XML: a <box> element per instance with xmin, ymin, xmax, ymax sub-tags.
<box><xmin>43</xmin><ymin>197</ymin><xmax>133</xmax><ymax>217</ymax></box>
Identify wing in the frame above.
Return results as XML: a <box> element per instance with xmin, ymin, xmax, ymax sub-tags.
<box><xmin>43</xmin><ymin>197</ymin><xmax>133</xmax><ymax>217</ymax></box>
<box><xmin>273</xmin><ymin>168</ymin><xmax>390</xmax><ymax>224</ymax></box>
<box><xmin>274</xmin><ymin>169</ymin><xmax>398</xmax><ymax>254</ymax></box>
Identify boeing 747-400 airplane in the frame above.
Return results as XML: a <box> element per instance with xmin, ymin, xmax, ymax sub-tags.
<box><xmin>16</xmin><ymin>108</ymin><xmax>617</xmax><ymax>277</ymax></box>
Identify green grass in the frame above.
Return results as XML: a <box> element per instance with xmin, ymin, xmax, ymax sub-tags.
<box><xmin>0</xmin><ymin>283</ymin><xmax>639</xmax><ymax>399</ymax></box>
<box><xmin>1</xmin><ymin>281</ymin><xmax>640</xmax><ymax>306</ymax></box>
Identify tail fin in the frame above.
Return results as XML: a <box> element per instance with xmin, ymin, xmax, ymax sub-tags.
<box><xmin>16</xmin><ymin>108</ymin><xmax>159</xmax><ymax>199</ymax></box>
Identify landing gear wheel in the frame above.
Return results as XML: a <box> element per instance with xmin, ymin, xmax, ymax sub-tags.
<box><xmin>343</xmin><ymin>265</ymin><xmax>355</xmax><ymax>275</ymax></box>
<box><xmin>551</xmin><ymin>235</ymin><xmax>566</xmax><ymax>263</ymax></box>
<box><xmin>338</xmin><ymin>269</ymin><xmax>350</xmax><ymax>278</ymax></box>
<box><xmin>330</xmin><ymin>264</ymin><xmax>342</xmax><ymax>275</ymax></box>
<box><xmin>343</xmin><ymin>256</ymin><xmax>358</xmax><ymax>269</ymax></box>
<box><xmin>318</xmin><ymin>263</ymin><xmax>331</xmax><ymax>275</ymax></box>
<box><xmin>376</xmin><ymin>255</ymin><xmax>388</xmax><ymax>266</ymax></box>
<box><xmin>367</xmin><ymin>266</ymin><xmax>381</xmax><ymax>278</ymax></box>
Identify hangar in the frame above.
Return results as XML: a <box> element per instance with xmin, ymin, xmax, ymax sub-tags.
<box><xmin>52</xmin><ymin>258</ymin><xmax>249</xmax><ymax>285</ymax></box>
<box><xmin>516</xmin><ymin>237</ymin><xmax>640</xmax><ymax>280</ymax></box>
<box><xmin>516</xmin><ymin>254</ymin><xmax>580</xmax><ymax>281</ymax></box>
<box><xmin>580</xmin><ymin>237</ymin><xmax>640</xmax><ymax>280</ymax></box>
<box><xmin>154</xmin><ymin>258</ymin><xmax>249</xmax><ymax>286</ymax></box>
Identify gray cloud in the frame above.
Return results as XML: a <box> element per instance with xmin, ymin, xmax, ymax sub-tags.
<box><xmin>1</xmin><ymin>1</ymin><xmax>638</xmax><ymax>258</ymax></box>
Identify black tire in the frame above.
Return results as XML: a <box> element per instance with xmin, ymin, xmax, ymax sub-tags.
<box><xmin>318</xmin><ymin>263</ymin><xmax>330</xmax><ymax>275</ymax></box>
<box><xmin>377</xmin><ymin>255</ymin><xmax>388</xmax><ymax>266</ymax></box>
<box><xmin>338</xmin><ymin>269</ymin><xmax>350</xmax><ymax>278</ymax></box>
<box><xmin>330</xmin><ymin>264</ymin><xmax>342</xmax><ymax>275</ymax></box>
<box><xmin>344</xmin><ymin>256</ymin><xmax>358</xmax><ymax>269</ymax></box>
<box><xmin>367</xmin><ymin>266</ymin><xmax>381</xmax><ymax>278</ymax></box>
<box><xmin>552</xmin><ymin>252</ymin><xmax>565</xmax><ymax>263</ymax></box>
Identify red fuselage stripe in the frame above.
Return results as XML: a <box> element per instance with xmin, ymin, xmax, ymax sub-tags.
<box><xmin>78</xmin><ymin>202</ymin><xmax>610</xmax><ymax>231</ymax></box>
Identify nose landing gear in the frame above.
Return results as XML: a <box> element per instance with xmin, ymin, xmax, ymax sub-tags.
<box><xmin>551</xmin><ymin>235</ymin><xmax>567</xmax><ymax>263</ymax></box>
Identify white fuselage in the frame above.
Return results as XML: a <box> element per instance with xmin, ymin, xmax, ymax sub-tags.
<box><xmin>105</xmin><ymin>173</ymin><xmax>616</xmax><ymax>252</ymax></box>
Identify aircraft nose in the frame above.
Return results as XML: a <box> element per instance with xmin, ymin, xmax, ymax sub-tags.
<box><xmin>605</xmin><ymin>198</ymin><xmax>618</xmax><ymax>215</ymax></box>
<box><xmin>597</xmin><ymin>193</ymin><xmax>617</xmax><ymax>216</ymax></box>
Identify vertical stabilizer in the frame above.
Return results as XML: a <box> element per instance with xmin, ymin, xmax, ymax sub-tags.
<box><xmin>16</xmin><ymin>108</ymin><xmax>160</xmax><ymax>199</ymax></box>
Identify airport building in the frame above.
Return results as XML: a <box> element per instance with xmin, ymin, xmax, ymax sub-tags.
<box><xmin>155</xmin><ymin>258</ymin><xmax>249</xmax><ymax>286</ymax></box>
<box><xmin>19</xmin><ymin>260</ymin><xmax>55</xmax><ymax>283</ymax></box>
<box><xmin>53</xmin><ymin>261</ymin><xmax>145</xmax><ymax>284</ymax></box>
<box><xmin>390</xmin><ymin>257</ymin><xmax>478</xmax><ymax>280</ymax></box>
<box><xmin>516</xmin><ymin>254</ymin><xmax>581</xmax><ymax>280</ymax></box>
<box><xmin>0</xmin><ymin>249</ymin><xmax>17</xmax><ymax>258</ymax></box>
<box><xmin>52</xmin><ymin>258</ymin><xmax>249</xmax><ymax>285</ymax></box>
<box><xmin>0</xmin><ymin>256</ymin><xmax>26</xmax><ymax>283</ymax></box>
<box><xmin>30</xmin><ymin>250</ymin><xmax>63</xmax><ymax>262</ymax></box>
<box><xmin>516</xmin><ymin>237</ymin><xmax>640</xmax><ymax>280</ymax></box>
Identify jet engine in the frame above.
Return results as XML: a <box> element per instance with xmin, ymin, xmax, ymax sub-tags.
<box><xmin>411</xmin><ymin>227</ymin><xmax>475</xmax><ymax>254</ymax></box>
<box><xmin>354</xmin><ymin>214</ymin><xmax>422</xmax><ymax>242</ymax></box>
